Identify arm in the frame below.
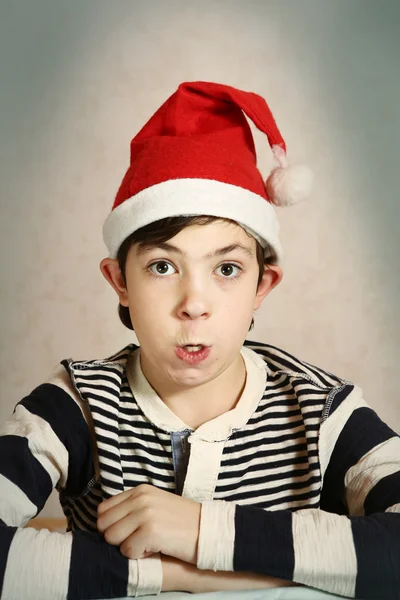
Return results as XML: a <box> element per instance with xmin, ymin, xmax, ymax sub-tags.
<box><xmin>196</xmin><ymin>384</ymin><xmax>400</xmax><ymax>600</ymax></box>
<box><xmin>0</xmin><ymin>366</ymin><xmax>162</xmax><ymax>599</ymax></box>
<box><xmin>161</xmin><ymin>555</ymin><xmax>298</xmax><ymax>593</ymax></box>
<box><xmin>0</xmin><ymin>522</ymin><xmax>161</xmax><ymax>599</ymax></box>
<box><xmin>97</xmin><ymin>483</ymin><xmax>298</xmax><ymax>594</ymax></box>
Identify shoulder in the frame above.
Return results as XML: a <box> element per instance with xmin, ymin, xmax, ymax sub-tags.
<box><xmin>10</xmin><ymin>343</ymin><xmax>138</xmax><ymax>438</ymax></box>
<box><xmin>59</xmin><ymin>343</ymin><xmax>139</xmax><ymax>403</ymax></box>
<box><xmin>244</xmin><ymin>339</ymin><xmax>351</xmax><ymax>391</ymax></box>
<box><xmin>244</xmin><ymin>341</ymin><xmax>369</xmax><ymax>454</ymax></box>
<box><xmin>62</xmin><ymin>343</ymin><xmax>138</xmax><ymax>376</ymax></box>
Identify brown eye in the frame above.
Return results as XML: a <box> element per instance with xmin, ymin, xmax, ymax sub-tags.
<box><xmin>148</xmin><ymin>261</ymin><xmax>176</xmax><ymax>276</ymax></box>
<box><xmin>155</xmin><ymin>262</ymin><xmax>169</xmax><ymax>274</ymax></box>
<box><xmin>216</xmin><ymin>263</ymin><xmax>242</xmax><ymax>278</ymax></box>
<box><xmin>221</xmin><ymin>265</ymin><xmax>234</xmax><ymax>276</ymax></box>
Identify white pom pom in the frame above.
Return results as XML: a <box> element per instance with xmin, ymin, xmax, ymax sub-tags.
<box><xmin>266</xmin><ymin>164</ymin><xmax>314</xmax><ymax>207</ymax></box>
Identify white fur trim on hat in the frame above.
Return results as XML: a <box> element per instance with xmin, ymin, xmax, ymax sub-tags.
<box><xmin>103</xmin><ymin>178</ymin><xmax>283</xmax><ymax>262</ymax></box>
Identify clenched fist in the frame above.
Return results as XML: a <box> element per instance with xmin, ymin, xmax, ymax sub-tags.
<box><xmin>97</xmin><ymin>484</ymin><xmax>201</xmax><ymax>564</ymax></box>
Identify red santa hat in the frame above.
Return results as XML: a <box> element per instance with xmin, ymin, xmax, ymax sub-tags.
<box><xmin>103</xmin><ymin>81</ymin><xmax>313</xmax><ymax>263</ymax></box>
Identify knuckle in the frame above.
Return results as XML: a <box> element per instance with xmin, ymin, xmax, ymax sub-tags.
<box><xmin>143</xmin><ymin>521</ymin><xmax>157</xmax><ymax>537</ymax></box>
<box><xmin>136</xmin><ymin>483</ymin><xmax>149</xmax><ymax>494</ymax></box>
<box><xmin>104</xmin><ymin>529</ymin><xmax>113</xmax><ymax>544</ymax></box>
<box><xmin>121</xmin><ymin>545</ymin><xmax>134</xmax><ymax>559</ymax></box>
<box><xmin>143</xmin><ymin>505</ymin><xmax>154</xmax><ymax>519</ymax></box>
<box><xmin>137</xmin><ymin>496</ymin><xmax>152</xmax><ymax>512</ymax></box>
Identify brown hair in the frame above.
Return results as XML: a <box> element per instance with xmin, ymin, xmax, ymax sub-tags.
<box><xmin>116</xmin><ymin>215</ymin><xmax>275</xmax><ymax>332</ymax></box>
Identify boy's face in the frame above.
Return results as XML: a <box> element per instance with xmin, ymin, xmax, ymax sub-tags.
<box><xmin>100</xmin><ymin>220</ymin><xmax>282</xmax><ymax>391</ymax></box>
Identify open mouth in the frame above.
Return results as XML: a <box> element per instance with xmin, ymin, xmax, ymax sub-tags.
<box><xmin>176</xmin><ymin>344</ymin><xmax>211</xmax><ymax>363</ymax></box>
<box><xmin>182</xmin><ymin>344</ymin><xmax>205</xmax><ymax>353</ymax></box>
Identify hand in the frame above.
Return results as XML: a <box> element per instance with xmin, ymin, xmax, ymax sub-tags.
<box><xmin>97</xmin><ymin>484</ymin><xmax>201</xmax><ymax>564</ymax></box>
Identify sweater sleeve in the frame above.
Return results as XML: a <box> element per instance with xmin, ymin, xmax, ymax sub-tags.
<box><xmin>0</xmin><ymin>364</ymin><xmax>162</xmax><ymax>599</ymax></box>
<box><xmin>197</xmin><ymin>384</ymin><xmax>400</xmax><ymax>600</ymax></box>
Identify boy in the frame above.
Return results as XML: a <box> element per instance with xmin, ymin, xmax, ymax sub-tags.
<box><xmin>1</xmin><ymin>81</ymin><xmax>399</xmax><ymax>600</ymax></box>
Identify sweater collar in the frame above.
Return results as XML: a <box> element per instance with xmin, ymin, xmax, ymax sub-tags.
<box><xmin>126</xmin><ymin>345</ymin><xmax>269</xmax><ymax>442</ymax></box>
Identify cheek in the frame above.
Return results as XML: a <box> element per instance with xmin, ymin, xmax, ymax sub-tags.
<box><xmin>127</xmin><ymin>284</ymin><xmax>169</xmax><ymax>324</ymax></box>
<box><xmin>222</xmin><ymin>284</ymin><xmax>255</xmax><ymax>307</ymax></box>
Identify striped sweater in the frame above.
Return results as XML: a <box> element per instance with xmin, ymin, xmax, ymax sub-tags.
<box><xmin>0</xmin><ymin>340</ymin><xmax>399</xmax><ymax>599</ymax></box>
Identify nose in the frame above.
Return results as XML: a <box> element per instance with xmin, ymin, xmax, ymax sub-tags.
<box><xmin>176</xmin><ymin>275</ymin><xmax>211</xmax><ymax>320</ymax></box>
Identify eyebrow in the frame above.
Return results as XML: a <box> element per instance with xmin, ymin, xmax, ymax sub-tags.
<box><xmin>136</xmin><ymin>242</ymin><xmax>254</xmax><ymax>260</ymax></box>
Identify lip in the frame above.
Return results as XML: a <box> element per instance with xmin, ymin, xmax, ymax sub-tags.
<box><xmin>175</xmin><ymin>345</ymin><xmax>211</xmax><ymax>365</ymax></box>
<box><xmin>178</xmin><ymin>343</ymin><xmax>209</xmax><ymax>348</ymax></box>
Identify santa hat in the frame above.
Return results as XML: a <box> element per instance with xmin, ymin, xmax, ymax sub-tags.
<box><xmin>103</xmin><ymin>81</ymin><xmax>313</xmax><ymax>263</ymax></box>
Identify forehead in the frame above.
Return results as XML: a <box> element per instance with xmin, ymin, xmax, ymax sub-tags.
<box><xmin>173</xmin><ymin>219</ymin><xmax>252</xmax><ymax>242</ymax></box>
<box><xmin>133</xmin><ymin>220</ymin><xmax>257</xmax><ymax>260</ymax></box>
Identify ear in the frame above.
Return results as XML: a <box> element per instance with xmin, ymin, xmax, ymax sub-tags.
<box><xmin>99</xmin><ymin>258</ymin><xmax>129</xmax><ymax>307</ymax></box>
<box><xmin>253</xmin><ymin>264</ymin><xmax>283</xmax><ymax>311</ymax></box>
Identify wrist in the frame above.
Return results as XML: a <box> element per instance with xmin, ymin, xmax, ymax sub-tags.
<box><xmin>161</xmin><ymin>554</ymin><xmax>196</xmax><ymax>592</ymax></box>
<box><xmin>189</xmin><ymin>569</ymin><xmax>297</xmax><ymax>594</ymax></box>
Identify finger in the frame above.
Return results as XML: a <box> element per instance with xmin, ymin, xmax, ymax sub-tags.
<box><xmin>98</xmin><ymin>496</ymin><xmax>140</xmax><ymax>533</ymax></box>
<box><xmin>98</xmin><ymin>483</ymin><xmax>155</xmax><ymax>514</ymax></box>
<box><xmin>97</xmin><ymin>488</ymin><xmax>135</xmax><ymax>515</ymax></box>
<box><xmin>120</xmin><ymin>544</ymin><xmax>155</xmax><ymax>560</ymax></box>
<box><xmin>120</xmin><ymin>527</ymin><xmax>159</xmax><ymax>560</ymax></box>
<box><xmin>102</xmin><ymin>511</ymin><xmax>142</xmax><ymax>546</ymax></box>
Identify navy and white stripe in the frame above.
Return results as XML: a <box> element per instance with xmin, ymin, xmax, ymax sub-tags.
<box><xmin>1</xmin><ymin>339</ymin><xmax>399</xmax><ymax>599</ymax></box>
<box><xmin>214</xmin><ymin>370</ymin><xmax>324</xmax><ymax>509</ymax></box>
<box><xmin>197</xmin><ymin>344</ymin><xmax>400</xmax><ymax>599</ymax></box>
<box><xmin>65</xmin><ymin>348</ymin><xmax>176</xmax><ymax>499</ymax></box>
<box><xmin>0</xmin><ymin>350</ymin><xmax>162</xmax><ymax>598</ymax></box>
